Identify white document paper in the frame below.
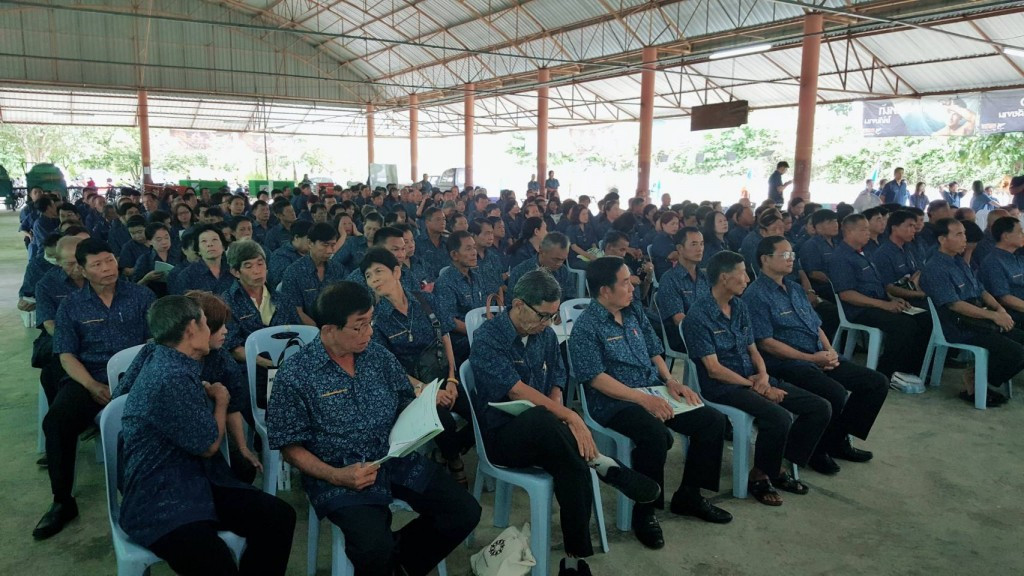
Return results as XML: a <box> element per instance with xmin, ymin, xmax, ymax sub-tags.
<box><xmin>374</xmin><ymin>379</ymin><xmax>444</xmax><ymax>465</ymax></box>
<box><xmin>154</xmin><ymin>261</ymin><xmax>175</xmax><ymax>273</ymax></box>
<box><xmin>639</xmin><ymin>386</ymin><xmax>703</xmax><ymax>415</ymax></box>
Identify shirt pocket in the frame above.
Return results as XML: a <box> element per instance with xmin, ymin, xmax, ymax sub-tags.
<box><xmin>314</xmin><ymin>389</ymin><xmax>367</xmax><ymax>434</ymax></box>
<box><xmin>80</xmin><ymin>318</ymin><xmax>108</xmax><ymax>348</ymax></box>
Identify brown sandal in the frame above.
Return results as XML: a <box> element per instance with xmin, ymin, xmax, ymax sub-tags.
<box><xmin>748</xmin><ymin>478</ymin><xmax>783</xmax><ymax>506</ymax></box>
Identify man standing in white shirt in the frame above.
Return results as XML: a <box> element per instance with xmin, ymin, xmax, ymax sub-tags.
<box><xmin>853</xmin><ymin>179</ymin><xmax>881</xmax><ymax>213</ymax></box>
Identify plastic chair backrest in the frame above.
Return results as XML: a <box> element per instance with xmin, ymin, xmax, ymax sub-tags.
<box><xmin>245</xmin><ymin>325</ymin><xmax>321</xmax><ymax>430</ymax></box>
<box><xmin>646</xmin><ymin>244</ymin><xmax>654</xmax><ymax>261</ymax></box>
<box><xmin>677</xmin><ymin>331</ymin><xmax>705</xmax><ymax>396</ymax></box>
<box><xmin>559</xmin><ymin>298</ymin><xmax>591</xmax><ymax>326</ymax></box>
<box><xmin>926</xmin><ymin>297</ymin><xmax>949</xmax><ymax>346</ymax></box>
<box><xmin>107</xmin><ymin>344</ymin><xmax>147</xmax><ymax>393</ymax></box>
<box><xmin>458</xmin><ymin>361</ymin><xmax>494</xmax><ymax>468</ymax></box>
<box><xmin>465</xmin><ymin>306</ymin><xmax>504</xmax><ymax>346</ymax></box>
<box><xmin>652</xmin><ymin>299</ymin><xmax>681</xmax><ymax>356</ymax></box>
<box><xmin>829</xmin><ymin>280</ymin><xmax>852</xmax><ymax>324</ymax></box>
<box><xmin>439</xmin><ymin>266</ymin><xmax>451</xmax><ymax>278</ymax></box>
<box><xmin>100</xmin><ymin>395</ymin><xmax>128</xmax><ymax>526</ymax></box>
<box><xmin>569</xmin><ymin>268</ymin><xmax>586</xmax><ymax>298</ymax></box>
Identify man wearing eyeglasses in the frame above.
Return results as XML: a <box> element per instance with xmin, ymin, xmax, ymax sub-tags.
<box><xmin>268</xmin><ymin>281</ymin><xmax>481</xmax><ymax>576</ymax></box>
<box><xmin>570</xmin><ymin>257</ymin><xmax>731</xmax><ymax>551</ymax></box>
<box><xmin>744</xmin><ymin>236</ymin><xmax>888</xmax><ymax>476</ymax></box>
<box><xmin>470</xmin><ymin>269</ymin><xmax>661</xmax><ymax>576</ymax></box>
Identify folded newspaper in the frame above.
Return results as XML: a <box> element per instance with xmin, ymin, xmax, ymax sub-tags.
<box><xmin>639</xmin><ymin>386</ymin><xmax>703</xmax><ymax>415</ymax></box>
<box><xmin>374</xmin><ymin>378</ymin><xmax>444</xmax><ymax>465</ymax></box>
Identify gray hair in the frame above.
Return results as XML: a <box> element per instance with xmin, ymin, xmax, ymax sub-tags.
<box><xmin>540</xmin><ymin>231</ymin><xmax>569</xmax><ymax>251</ymax></box>
<box><xmin>226</xmin><ymin>239</ymin><xmax>266</xmax><ymax>271</ymax></box>
<box><xmin>513</xmin><ymin>269</ymin><xmax>561</xmax><ymax>306</ymax></box>
<box><xmin>147</xmin><ymin>295</ymin><xmax>203</xmax><ymax>346</ymax></box>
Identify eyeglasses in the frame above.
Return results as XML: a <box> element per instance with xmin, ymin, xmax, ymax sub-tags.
<box><xmin>769</xmin><ymin>251</ymin><xmax>797</xmax><ymax>261</ymax></box>
<box><xmin>524</xmin><ymin>301</ymin><xmax>559</xmax><ymax>324</ymax></box>
<box><xmin>341</xmin><ymin>322</ymin><xmax>373</xmax><ymax>334</ymax></box>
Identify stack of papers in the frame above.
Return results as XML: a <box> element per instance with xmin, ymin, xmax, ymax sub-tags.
<box><xmin>638</xmin><ymin>386</ymin><xmax>703</xmax><ymax>415</ymax></box>
<box><xmin>488</xmin><ymin>399</ymin><xmax>536</xmax><ymax>416</ymax></box>
<box><xmin>374</xmin><ymin>379</ymin><xmax>444</xmax><ymax>465</ymax></box>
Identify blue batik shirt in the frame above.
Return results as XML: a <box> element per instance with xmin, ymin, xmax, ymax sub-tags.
<box><xmin>118</xmin><ymin>344</ymin><xmax>251</xmax><ymax>547</ymax></box>
<box><xmin>331</xmin><ymin>236</ymin><xmax>367</xmax><ymax>271</ymax></box>
<box><xmin>268</xmin><ymin>243</ymin><xmax>303</xmax><ymax>289</ymax></box>
<box><xmin>655</xmin><ymin>265</ymin><xmax>709</xmax><ymax>321</ymax></box>
<box><xmin>262</xmin><ymin>223</ymin><xmax>292</xmax><ymax>253</ymax></box>
<box><xmin>107</xmin><ymin>220</ymin><xmax>132</xmax><ymax>255</ymax></box>
<box><xmin>415</xmin><ymin>235</ymin><xmax>450</xmax><ymax>280</ymax></box>
<box><xmin>508</xmin><ymin>257</ymin><xmax>576</xmax><ymax>302</ymax></box>
<box><xmin>508</xmin><ymin>242</ymin><xmax>538</xmax><ymax>272</ymax></box>
<box><xmin>566</xmin><ymin>224</ymin><xmax>599</xmax><ymax>268</ymax></box>
<box><xmin>979</xmin><ymin>247</ymin><xmax>1024</xmax><ymax>302</ymax></box>
<box><xmin>798</xmin><ymin>235</ymin><xmax>836</xmax><ymax>277</ymax></box>
<box><xmin>828</xmin><ymin>241</ymin><xmax>889</xmax><ymax>321</ymax></box>
<box><xmin>34</xmin><ymin>267</ymin><xmax>80</xmax><ymax>329</ymax></box>
<box><xmin>873</xmin><ymin>239</ymin><xmax>919</xmax><ymax>286</ymax></box>
<box><xmin>119</xmin><ymin>240</ymin><xmax>150</xmax><ymax>272</ymax></box>
<box><xmin>221</xmin><ymin>280</ymin><xmax>300</xmax><ymax>352</ymax></box>
<box><xmin>371</xmin><ymin>289</ymin><xmax>453</xmax><ymax>367</ymax></box>
<box><xmin>476</xmin><ymin>247</ymin><xmax>506</xmax><ymax>296</ymax></box>
<box><xmin>267</xmin><ymin>338</ymin><xmax>433</xmax><ymax>517</ymax></box>
<box><xmin>469</xmin><ymin>312</ymin><xmax>566</xmax><ymax>436</ymax></box>
<box><xmin>569</xmin><ymin>300</ymin><xmax>664</xmax><ymax>425</ymax></box>
<box><xmin>682</xmin><ymin>295</ymin><xmax>757</xmax><ymax>402</ymax></box>
<box><xmin>169</xmin><ymin>257</ymin><xmax>235</xmax><ymax>295</ymax></box>
<box><xmin>279</xmin><ymin>256</ymin><xmax>348</xmax><ymax>314</ymax></box>
<box><xmin>921</xmin><ymin>251</ymin><xmax>985</xmax><ymax>343</ymax></box>
<box><xmin>743</xmin><ymin>274</ymin><xmax>823</xmax><ymax>370</ymax></box>
<box><xmin>650</xmin><ymin>232</ymin><xmax>676</xmax><ymax>280</ymax></box>
<box><xmin>435</xmin><ymin>266</ymin><xmax>488</xmax><ymax>325</ymax></box>
<box><xmin>19</xmin><ymin>254</ymin><xmax>55</xmax><ymax>298</ymax></box>
<box><xmin>53</xmin><ymin>278</ymin><xmax>155</xmax><ymax>383</ymax></box>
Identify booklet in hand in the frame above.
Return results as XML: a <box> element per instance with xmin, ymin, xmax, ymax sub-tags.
<box><xmin>488</xmin><ymin>399</ymin><xmax>536</xmax><ymax>416</ymax></box>
<box><xmin>639</xmin><ymin>386</ymin><xmax>703</xmax><ymax>415</ymax></box>
<box><xmin>374</xmin><ymin>379</ymin><xmax>445</xmax><ymax>465</ymax></box>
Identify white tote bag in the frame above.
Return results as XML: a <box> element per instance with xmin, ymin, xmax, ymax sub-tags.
<box><xmin>470</xmin><ymin>523</ymin><xmax>536</xmax><ymax>576</ymax></box>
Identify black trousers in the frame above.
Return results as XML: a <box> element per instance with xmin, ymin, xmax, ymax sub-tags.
<box><xmin>40</xmin><ymin>355</ymin><xmax>66</xmax><ymax>406</ymax></box>
<box><xmin>486</xmin><ymin>406</ymin><xmax>595</xmax><ymax>557</ymax></box>
<box><xmin>814</xmin><ymin>300</ymin><xmax>840</xmax><ymax>346</ymax></box>
<box><xmin>961</xmin><ymin>327</ymin><xmax>1024</xmax><ymax>384</ymax></box>
<box><xmin>434</xmin><ymin>384</ymin><xmax>474</xmax><ymax>462</ymax></box>
<box><xmin>772</xmin><ymin>361</ymin><xmax>888</xmax><ymax>453</ymax></box>
<box><xmin>662</xmin><ymin>317</ymin><xmax>686</xmax><ymax>352</ymax></box>
<box><xmin>43</xmin><ymin>377</ymin><xmax>104</xmax><ymax>502</ymax></box>
<box><xmin>854</xmin><ymin>308</ymin><xmax>931</xmax><ymax>378</ymax></box>
<box><xmin>710</xmin><ymin>381</ymin><xmax>830</xmax><ymax>476</ymax></box>
<box><xmin>605</xmin><ymin>403</ymin><xmax>726</xmax><ymax>517</ymax></box>
<box><xmin>148</xmin><ymin>485</ymin><xmax>296</xmax><ymax>576</ymax></box>
<box><xmin>326</xmin><ymin>468</ymin><xmax>481</xmax><ymax>576</ymax></box>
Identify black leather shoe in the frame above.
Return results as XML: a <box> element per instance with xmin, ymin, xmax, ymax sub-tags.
<box><xmin>632</xmin><ymin>512</ymin><xmax>664</xmax><ymax>550</ymax></box>
<box><xmin>599</xmin><ymin>462</ymin><xmax>661</xmax><ymax>504</ymax></box>
<box><xmin>670</xmin><ymin>495</ymin><xmax>733</xmax><ymax>524</ymax></box>
<box><xmin>558</xmin><ymin>558</ymin><xmax>592</xmax><ymax>576</ymax></box>
<box><xmin>32</xmin><ymin>499</ymin><xmax>79</xmax><ymax>540</ymax></box>
<box><xmin>36</xmin><ymin>455</ymin><xmax>48</xmax><ymax>468</ymax></box>
<box><xmin>809</xmin><ymin>453</ymin><xmax>841</xmax><ymax>475</ymax></box>
<box><xmin>832</xmin><ymin>442</ymin><xmax>873</xmax><ymax>463</ymax></box>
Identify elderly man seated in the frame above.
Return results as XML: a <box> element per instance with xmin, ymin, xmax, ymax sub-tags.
<box><xmin>508</xmin><ymin>231</ymin><xmax>577</xmax><ymax>301</ymax></box>
<box><xmin>268</xmin><ymin>282</ymin><xmax>481</xmax><ymax>576</ymax></box>
<box><xmin>116</xmin><ymin>295</ymin><xmax>295</xmax><ymax>575</ymax></box>
<box><xmin>683</xmin><ymin>251</ymin><xmax>830</xmax><ymax>507</ymax></box>
<box><xmin>471</xmin><ymin>269</ymin><xmax>660</xmax><ymax>576</ymax></box>
<box><xmin>571</xmin><ymin>257</ymin><xmax>731</xmax><ymax>550</ymax></box>
<box><xmin>921</xmin><ymin>218</ymin><xmax>1024</xmax><ymax>407</ymax></box>
<box><xmin>744</xmin><ymin>236</ymin><xmax>888</xmax><ymax>476</ymax></box>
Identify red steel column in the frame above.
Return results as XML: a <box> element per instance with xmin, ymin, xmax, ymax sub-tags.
<box><xmin>637</xmin><ymin>46</ymin><xmax>656</xmax><ymax>198</ymax></box>
<box><xmin>367</xmin><ymin>102</ymin><xmax>375</xmax><ymax>165</ymax></box>
<box><xmin>137</xmin><ymin>89</ymin><xmax>152</xmax><ymax>186</ymax></box>
<box><xmin>793</xmin><ymin>13</ymin><xmax>823</xmax><ymax>200</ymax></box>
<box><xmin>409</xmin><ymin>94</ymin><xmax>419</xmax><ymax>182</ymax></box>
<box><xmin>464</xmin><ymin>84</ymin><xmax>475</xmax><ymax>188</ymax></box>
<box><xmin>537</xmin><ymin>68</ymin><xmax>550</xmax><ymax>186</ymax></box>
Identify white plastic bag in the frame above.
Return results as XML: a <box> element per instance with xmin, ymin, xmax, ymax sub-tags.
<box><xmin>470</xmin><ymin>523</ymin><xmax>536</xmax><ymax>576</ymax></box>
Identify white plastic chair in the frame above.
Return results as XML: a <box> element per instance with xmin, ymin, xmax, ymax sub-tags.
<box><xmin>245</xmin><ymin>325</ymin><xmax>320</xmax><ymax>494</ymax></box>
<box><xmin>559</xmin><ymin>298</ymin><xmax>592</xmax><ymax>407</ymax></box>
<box><xmin>465</xmin><ymin>305</ymin><xmax>504</xmax><ymax>346</ymax></box>
<box><xmin>100</xmin><ymin>395</ymin><xmax>246</xmax><ymax>576</ymax></box>
<box><xmin>107</xmin><ymin>344</ymin><xmax>148</xmax><ymax>393</ymax></box>
<box><xmin>306</xmin><ymin>499</ymin><xmax>449</xmax><ymax>576</ymax></box>
<box><xmin>646</xmin><ymin>244</ymin><xmax>660</xmax><ymax>289</ymax></box>
<box><xmin>651</xmin><ymin>297</ymin><xmax>687</xmax><ymax>373</ymax></box>
<box><xmin>462</xmin><ymin>361</ymin><xmax>608</xmax><ymax>576</ymax></box>
<box><xmin>831</xmin><ymin>285</ymin><xmax>883</xmax><ymax>370</ymax></box>
<box><xmin>569</xmin><ymin>267</ymin><xmax>587</xmax><ymax>298</ymax></box>
<box><xmin>919</xmin><ymin>298</ymin><xmax>1011</xmax><ymax>410</ymax></box>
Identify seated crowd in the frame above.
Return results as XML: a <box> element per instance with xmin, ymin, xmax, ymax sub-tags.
<box><xmin>17</xmin><ymin>172</ymin><xmax>1024</xmax><ymax>575</ymax></box>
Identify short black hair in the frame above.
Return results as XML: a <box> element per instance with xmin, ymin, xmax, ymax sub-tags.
<box><xmin>372</xmin><ymin>226</ymin><xmax>404</xmax><ymax>247</ymax></box>
<box><xmin>230</xmin><ymin>216</ymin><xmax>253</xmax><ymax>231</ymax></box>
<box><xmin>126</xmin><ymin>215</ymin><xmax>148</xmax><ymax>229</ymax></box>
<box><xmin>810</xmin><ymin>209</ymin><xmax>838</xmax><ymax>227</ymax></box>
<box><xmin>673</xmin><ymin>226</ymin><xmax>702</xmax><ymax>246</ymax></box>
<box><xmin>862</xmin><ymin>206</ymin><xmax>888</xmax><ymax>220</ymax></box>
<box><xmin>359</xmin><ymin>247</ymin><xmax>399</xmax><ymax>275</ymax></box>
<box><xmin>271</xmin><ymin>198</ymin><xmax>292</xmax><ymax>215</ymax></box>
<box><xmin>777</xmin><ymin>161</ymin><xmax>790</xmax><ymax>169</ymax></box>
<box><xmin>933</xmin><ymin>217</ymin><xmax>960</xmax><ymax>239</ymax></box>
<box><xmin>447</xmin><ymin>230</ymin><xmax>473</xmax><ymax>253</ymax></box>
<box><xmin>991</xmin><ymin>216</ymin><xmax>1020</xmax><ymax>243</ymax></box>
<box><xmin>887</xmin><ymin>210</ymin><xmax>917</xmax><ymax>230</ymax></box>
<box><xmin>926</xmin><ymin>200</ymin><xmax>949</xmax><ymax>216</ymax></box>
<box><xmin>586</xmin><ymin>256</ymin><xmax>628</xmax><ymax>296</ymax></box>
<box><xmin>148</xmin><ymin>295</ymin><xmax>204</xmax><ymax>347</ymax></box>
<box><xmin>144</xmin><ymin>222</ymin><xmax>169</xmax><ymax>241</ymax></box>
<box><xmin>308</xmin><ymin>222</ymin><xmax>339</xmax><ymax>244</ymax></box>
<box><xmin>841</xmin><ymin>213</ymin><xmax>867</xmax><ymax>232</ymax></box>
<box><xmin>756</xmin><ymin>235</ymin><xmax>788</xmax><ymax>266</ymax></box>
<box><xmin>192</xmin><ymin>223</ymin><xmax>226</xmax><ymax>253</ymax></box>
<box><xmin>290</xmin><ymin>220</ymin><xmax>313</xmax><ymax>239</ymax></box>
<box><xmin>603</xmin><ymin>229</ymin><xmax>630</xmax><ymax>247</ymax></box>
<box><xmin>313</xmin><ymin>281</ymin><xmax>373</xmax><ymax>328</ymax></box>
<box><xmin>706</xmin><ymin>250</ymin><xmax>745</xmax><ymax>287</ymax></box>
<box><xmin>364</xmin><ymin>212</ymin><xmax>384</xmax><ymax>226</ymax></box>
<box><xmin>75</xmin><ymin>237</ymin><xmax>114</xmax><ymax>266</ymax></box>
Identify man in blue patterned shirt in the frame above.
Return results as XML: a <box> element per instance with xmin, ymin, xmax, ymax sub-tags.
<box><xmin>655</xmin><ymin>227</ymin><xmax>709</xmax><ymax>352</ymax></box>
<box><xmin>745</xmin><ymin>236</ymin><xmax>887</xmax><ymax>476</ymax></box>
<box><xmin>570</xmin><ymin>257</ymin><xmax>730</xmax><ymax>550</ymax></box>
<box><xmin>683</xmin><ymin>251</ymin><xmax>829</xmax><ymax>508</ymax></box>
<box><xmin>978</xmin><ymin>216</ymin><xmax>1024</xmax><ymax>326</ymax></box>
<box><xmin>508</xmin><ymin>232</ymin><xmax>577</xmax><ymax>301</ymax></box>
<box><xmin>472</xmin><ymin>270</ymin><xmax>660</xmax><ymax>575</ymax></box>
<box><xmin>34</xmin><ymin>238</ymin><xmax>156</xmax><ymax>540</ymax></box>
<box><xmin>873</xmin><ymin>210</ymin><xmax>927</xmax><ymax>307</ymax></box>
<box><xmin>470</xmin><ymin>218</ymin><xmax>506</xmax><ymax>296</ymax></box>
<box><xmin>279</xmin><ymin>222</ymin><xmax>347</xmax><ymax>326</ymax></box>
<box><xmin>117</xmin><ymin>295</ymin><xmax>296</xmax><ymax>574</ymax></box>
<box><xmin>268</xmin><ymin>282</ymin><xmax>480</xmax><ymax>576</ymax></box>
<box><xmin>435</xmin><ymin>231</ymin><xmax>488</xmax><ymax>364</ymax></box>
<box><xmin>921</xmin><ymin>218</ymin><xmax>1024</xmax><ymax>407</ymax></box>
<box><xmin>416</xmin><ymin>207</ymin><xmax>451</xmax><ymax>280</ymax></box>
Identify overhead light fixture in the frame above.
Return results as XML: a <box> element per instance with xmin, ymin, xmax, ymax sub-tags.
<box><xmin>1004</xmin><ymin>46</ymin><xmax>1024</xmax><ymax>59</ymax></box>
<box><xmin>709</xmin><ymin>44</ymin><xmax>772</xmax><ymax>60</ymax></box>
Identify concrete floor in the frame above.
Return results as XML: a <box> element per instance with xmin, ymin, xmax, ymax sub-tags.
<box><xmin>1</xmin><ymin>210</ymin><xmax>1022</xmax><ymax>576</ymax></box>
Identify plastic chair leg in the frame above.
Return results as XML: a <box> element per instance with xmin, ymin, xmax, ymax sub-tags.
<box><xmin>589</xmin><ymin>470</ymin><xmax>609</xmax><ymax>553</ymax></box>
<box><xmin>931</xmin><ymin>346</ymin><xmax>949</xmax><ymax>388</ymax></box>
<box><xmin>262</xmin><ymin>447</ymin><xmax>279</xmax><ymax>495</ymax></box>
<box><xmin>841</xmin><ymin>329</ymin><xmax>857</xmax><ymax>359</ymax></box>
<box><xmin>919</xmin><ymin>337</ymin><xmax>936</xmax><ymax>384</ymax></box>
<box><xmin>307</xmin><ymin>505</ymin><xmax>319</xmax><ymax>576</ymax></box>
<box><xmin>730</xmin><ymin>418</ymin><xmax>752</xmax><ymax>499</ymax></box>
<box><xmin>974</xmin><ymin>355</ymin><xmax>988</xmax><ymax>410</ymax></box>
<box><xmin>527</xmin><ymin>489</ymin><xmax>553</xmax><ymax>576</ymax></box>
<box><xmin>492</xmin><ymin>480</ymin><xmax>512</xmax><ymax>528</ymax></box>
<box><xmin>613</xmin><ymin>441</ymin><xmax>633</xmax><ymax>532</ymax></box>
<box><xmin>865</xmin><ymin>333</ymin><xmax>882</xmax><ymax>371</ymax></box>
